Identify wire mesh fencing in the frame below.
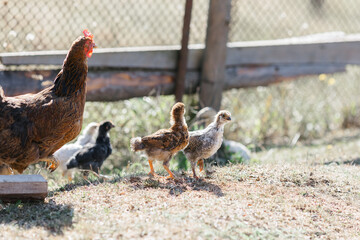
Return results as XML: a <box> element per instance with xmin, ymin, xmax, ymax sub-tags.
<box><xmin>2</xmin><ymin>0</ymin><xmax>360</xmax><ymax>149</ymax></box>
<box><xmin>2</xmin><ymin>0</ymin><xmax>360</xmax><ymax>50</ymax></box>
<box><xmin>226</xmin><ymin>0</ymin><xmax>360</xmax><ymax>146</ymax></box>
<box><xmin>229</xmin><ymin>0</ymin><xmax>360</xmax><ymax>42</ymax></box>
<box><xmin>222</xmin><ymin>66</ymin><xmax>360</xmax><ymax>147</ymax></box>
<box><xmin>0</xmin><ymin>0</ymin><xmax>208</xmax><ymax>52</ymax></box>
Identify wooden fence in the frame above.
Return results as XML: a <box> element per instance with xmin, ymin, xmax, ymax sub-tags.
<box><xmin>1</xmin><ymin>0</ymin><xmax>360</xmax><ymax>110</ymax></box>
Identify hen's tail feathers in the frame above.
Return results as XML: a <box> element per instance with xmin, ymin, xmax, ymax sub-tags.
<box><xmin>0</xmin><ymin>86</ymin><xmax>4</xmax><ymax>101</ymax></box>
<box><xmin>66</xmin><ymin>158</ymin><xmax>78</xmax><ymax>169</ymax></box>
<box><xmin>130</xmin><ymin>137</ymin><xmax>144</xmax><ymax>152</ymax></box>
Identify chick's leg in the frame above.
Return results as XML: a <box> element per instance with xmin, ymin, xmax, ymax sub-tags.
<box><xmin>191</xmin><ymin>161</ymin><xmax>198</xmax><ymax>179</ymax></box>
<box><xmin>82</xmin><ymin>171</ymin><xmax>89</xmax><ymax>181</ymax></box>
<box><xmin>148</xmin><ymin>159</ymin><xmax>159</xmax><ymax>177</ymax></box>
<box><xmin>197</xmin><ymin>159</ymin><xmax>204</xmax><ymax>172</ymax></box>
<box><xmin>162</xmin><ymin>160</ymin><xmax>174</xmax><ymax>179</ymax></box>
<box><xmin>63</xmin><ymin>171</ymin><xmax>73</xmax><ymax>182</ymax></box>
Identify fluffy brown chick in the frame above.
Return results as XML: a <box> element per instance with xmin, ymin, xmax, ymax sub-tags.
<box><xmin>130</xmin><ymin>102</ymin><xmax>189</xmax><ymax>179</ymax></box>
<box><xmin>184</xmin><ymin>110</ymin><xmax>231</xmax><ymax>179</ymax></box>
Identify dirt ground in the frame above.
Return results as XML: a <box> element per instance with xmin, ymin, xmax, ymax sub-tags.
<box><xmin>1</xmin><ymin>130</ymin><xmax>360</xmax><ymax>239</ymax></box>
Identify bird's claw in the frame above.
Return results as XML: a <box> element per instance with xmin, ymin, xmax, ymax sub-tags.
<box><xmin>49</xmin><ymin>162</ymin><xmax>59</xmax><ymax>172</ymax></box>
<box><xmin>49</xmin><ymin>165</ymin><xmax>57</xmax><ymax>172</ymax></box>
<box><xmin>163</xmin><ymin>174</ymin><xmax>175</xmax><ymax>180</ymax></box>
<box><xmin>148</xmin><ymin>171</ymin><xmax>160</xmax><ymax>178</ymax></box>
<box><xmin>44</xmin><ymin>157</ymin><xmax>59</xmax><ymax>172</ymax></box>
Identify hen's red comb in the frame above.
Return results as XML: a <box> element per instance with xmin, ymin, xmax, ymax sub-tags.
<box><xmin>83</xmin><ymin>29</ymin><xmax>94</xmax><ymax>39</ymax></box>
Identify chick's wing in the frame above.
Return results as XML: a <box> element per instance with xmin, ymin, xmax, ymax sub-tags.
<box><xmin>141</xmin><ymin>129</ymin><xmax>183</xmax><ymax>151</ymax></box>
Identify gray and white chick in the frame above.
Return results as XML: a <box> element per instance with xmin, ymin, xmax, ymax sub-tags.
<box><xmin>184</xmin><ymin>110</ymin><xmax>231</xmax><ymax>179</ymax></box>
<box><xmin>66</xmin><ymin>121</ymin><xmax>114</xmax><ymax>178</ymax></box>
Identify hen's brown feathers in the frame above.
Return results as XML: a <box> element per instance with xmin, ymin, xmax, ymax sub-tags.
<box><xmin>0</xmin><ymin>34</ymin><xmax>94</xmax><ymax>173</ymax></box>
<box><xmin>53</xmin><ymin>36</ymin><xmax>91</xmax><ymax>96</ymax></box>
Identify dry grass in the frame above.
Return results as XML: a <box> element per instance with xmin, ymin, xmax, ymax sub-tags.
<box><xmin>1</xmin><ymin>134</ymin><xmax>360</xmax><ymax>239</ymax></box>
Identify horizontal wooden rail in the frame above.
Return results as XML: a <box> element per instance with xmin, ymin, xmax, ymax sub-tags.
<box><xmin>0</xmin><ymin>45</ymin><xmax>204</xmax><ymax>70</ymax></box>
<box><xmin>2</xmin><ymin>33</ymin><xmax>360</xmax><ymax>68</ymax></box>
<box><xmin>0</xmin><ymin>33</ymin><xmax>359</xmax><ymax>101</ymax></box>
<box><xmin>0</xmin><ymin>64</ymin><xmax>346</xmax><ymax>101</ymax></box>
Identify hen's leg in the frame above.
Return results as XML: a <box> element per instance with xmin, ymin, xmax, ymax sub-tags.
<box><xmin>148</xmin><ymin>159</ymin><xmax>159</xmax><ymax>177</ymax></box>
<box><xmin>42</xmin><ymin>156</ymin><xmax>59</xmax><ymax>172</ymax></box>
<box><xmin>0</xmin><ymin>164</ymin><xmax>14</xmax><ymax>175</ymax></box>
<box><xmin>162</xmin><ymin>159</ymin><xmax>174</xmax><ymax>179</ymax></box>
<box><xmin>197</xmin><ymin>159</ymin><xmax>204</xmax><ymax>172</ymax></box>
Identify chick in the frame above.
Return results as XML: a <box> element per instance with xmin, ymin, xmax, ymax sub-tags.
<box><xmin>184</xmin><ymin>110</ymin><xmax>231</xmax><ymax>179</ymax></box>
<box><xmin>66</xmin><ymin>121</ymin><xmax>114</xmax><ymax>177</ymax></box>
<box><xmin>54</xmin><ymin>122</ymin><xmax>99</xmax><ymax>180</ymax></box>
<box><xmin>130</xmin><ymin>102</ymin><xmax>189</xmax><ymax>179</ymax></box>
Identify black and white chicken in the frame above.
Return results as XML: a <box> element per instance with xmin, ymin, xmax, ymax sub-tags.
<box><xmin>66</xmin><ymin>121</ymin><xmax>114</xmax><ymax>178</ymax></box>
<box><xmin>54</xmin><ymin>122</ymin><xmax>99</xmax><ymax>180</ymax></box>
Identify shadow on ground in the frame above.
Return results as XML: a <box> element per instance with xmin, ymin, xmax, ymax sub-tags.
<box><xmin>48</xmin><ymin>170</ymin><xmax>116</xmax><ymax>196</ymax></box>
<box><xmin>50</xmin><ymin>169</ymin><xmax>224</xmax><ymax>197</ymax></box>
<box><xmin>0</xmin><ymin>199</ymin><xmax>73</xmax><ymax>235</ymax></box>
<box><xmin>324</xmin><ymin>157</ymin><xmax>360</xmax><ymax>166</ymax></box>
<box><xmin>126</xmin><ymin>173</ymin><xmax>224</xmax><ymax>197</ymax></box>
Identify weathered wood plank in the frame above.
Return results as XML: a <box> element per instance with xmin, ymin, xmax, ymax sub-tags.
<box><xmin>0</xmin><ymin>47</ymin><xmax>182</xmax><ymax>69</ymax></box>
<box><xmin>226</xmin><ymin>40</ymin><xmax>360</xmax><ymax>66</ymax></box>
<box><xmin>0</xmin><ymin>64</ymin><xmax>345</xmax><ymax>101</ymax></box>
<box><xmin>0</xmin><ymin>174</ymin><xmax>47</xmax><ymax>202</ymax></box>
<box><xmin>224</xmin><ymin>64</ymin><xmax>347</xmax><ymax>89</ymax></box>
<box><xmin>2</xmin><ymin>34</ymin><xmax>360</xmax><ymax>69</ymax></box>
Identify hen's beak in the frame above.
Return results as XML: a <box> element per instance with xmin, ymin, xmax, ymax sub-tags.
<box><xmin>227</xmin><ymin>116</ymin><xmax>232</xmax><ymax>121</ymax></box>
<box><xmin>92</xmin><ymin>43</ymin><xmax>97</xmax><ymax>48</ymax></box>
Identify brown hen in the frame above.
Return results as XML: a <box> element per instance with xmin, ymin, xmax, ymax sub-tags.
<box><xmin>0</xmin><ymin>30</ymin><xmax>96</xmax><ymax>174</ymax></box>
<box><xmin>130</xmin><ymin>102</ymin><xmax>189</xmax><ymax>179</ymax></box>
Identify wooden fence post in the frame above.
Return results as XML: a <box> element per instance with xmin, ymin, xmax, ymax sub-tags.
<box><xmin>199</xmin><ymin>0</ymin><xmax>231</xmax><ymax>110</ymax></box>
<box><xmin>175</xmin><ymin>0</ymin><xmax>193</xmax><ymax>103</ymax></box>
